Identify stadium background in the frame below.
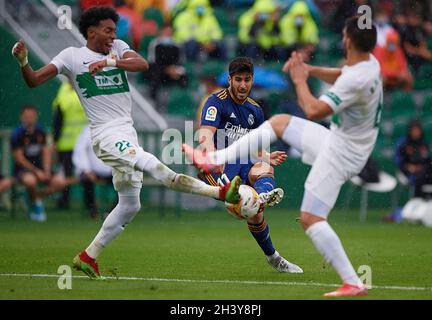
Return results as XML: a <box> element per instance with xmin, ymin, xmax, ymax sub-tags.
<box><xmin>2</xmin><ymin>0</ymin><xmax>427</xmax><ymax>213</ymax></box>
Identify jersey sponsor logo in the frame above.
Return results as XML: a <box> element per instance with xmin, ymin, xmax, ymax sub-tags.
<box><xmin>94</xmin><ymin>74</ymin><xmax>124</xmax><ymax>87</ymax></box>
<box><xmin>248</xmin><ymin>114</ymin><xmax>255</xmax><ymax>125</ymax></box>
<box><xmin>76</xmin><ymin>69</ymin><xmax>130</xmax><ymax>98</ymax></box>
<box><xmin>230</xmin><ymin>112</ymin><xmax>237</xmax><ymax>119</ymax></box>
<box><xmin>225</xmin><ymin>122</ymin><xmax>251</xmax><ymax>141</ymax></box>
<box><xmin>205</xmin><ymin>106</ymin><xmax>218</xmax><ymax>121</ymax></box>
<box><xmin>82</xmin><ymin>60</ymin><xmax>92</xmax><ymax>65</ymax></box>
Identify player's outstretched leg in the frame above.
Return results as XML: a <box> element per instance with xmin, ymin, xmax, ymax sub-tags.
<box><xmin>246</xmin><ymin>162</ymin><xmax>301</xmax><ymax>273</ymax></box>
<box><xmin>134</xmin><ymin>152</ymin><xmax>240</xmax><ymax>204</ymax></box>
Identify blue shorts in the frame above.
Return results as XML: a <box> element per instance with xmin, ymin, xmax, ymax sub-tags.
<box><xmin>199</xmin><ymin>162</ymin><xmax>254</xmax><ymax>186</ymax></box>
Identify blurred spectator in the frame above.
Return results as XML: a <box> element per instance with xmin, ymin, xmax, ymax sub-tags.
<box><xmin>116</xmin><ymin>0</ymin><xmax>159</xmax><ymax>50</ymax></box>
<box><xmin>124</xmin><ymin>0</ymin><xmax>170</xmax><ymax>23</ymax></box>
<box><xmin>374</xmin><ymin>3</ymin><xmax>394</xmax><ymax>48</ymax></box>
<box><xmin>395</xmin><ymin>0</ymin><xmax>432</xmax><ymax>27</ymax></box>
<box><xmin>52</xmin><ymin>81</ymin><xmax>88</xmax><ymax>210</ymax></box>
<box><xmin>397</xmin><ymin>6</ymin><xmax>432</xmax><ymax>75</ymax></box>
<box><xmin>395</xmin><ymin>119</ymin><xmax>432</xmax><ymax>199</ymax></box>
<box><xmin>0</xmin><ymin>175</ymin><xmax>13</xmax><ymax>194</ymax></box>
<box><xmin>173</xmin><ymin>0</ymin><xmax>225</xmax><ymax>61</ymax></box>
<box><xmin>278</xmin><ymin>0</ymin><xmax>319</xmax><ymax>62</ymax></box>
<box><xmin>373</xmin><ymin>29</ymin><xmax>413</xmax><ymax>91</ymax></box>
<box><xmin>73</xmin><ymin>126</ymin><xmax>116</xmax><ymax>219</ymax></box>
<box><xmin>279</xmin><ymin>0</ymin><xmax>321</xmax><ymax>25</ymax></box>
<box><xmin>144</xmin><ymin>24</ymin><xmax>188</xmax><ymax>101</ymax></box>
<box><xmin>238</xmin><ymin>0</ymin><xmax>281</xmax><ymax>60</ymax></box>
<box><xmin>11</xmin><ymin>106</ymin><xmax>66</xmax><ymax>222</ymax></box>
<box><xmin>195</xmin><ymin>62</ymin><xmax>223</xmax><ymax>128</ymax></box>
<box><xmin>80</xmin><ymin>0</ymin><xmax>114</xmax><ymax>11</ymax></box>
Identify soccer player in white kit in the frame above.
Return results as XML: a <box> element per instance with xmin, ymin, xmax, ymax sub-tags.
<box><xmin>12</xmin><ymin>7</ymin><xmax>241</xmax><ymax>280</ymax></box>
<box><xmin>183</xmin><ymin>15</ymin><xmax>382</xmax><ymax>296</ymax></box>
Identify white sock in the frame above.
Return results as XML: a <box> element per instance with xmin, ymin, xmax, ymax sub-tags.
<box><xmin>210</xmin><ymin>121</ymin><xmax>278</xmax><ymax>165</ymax></box>
<box><xmin>86</xmin><ymin>189</ymin><xmax>141</xmax><ymax>259</ymax></box>
<box><xmin>135</xmin><ymin>152</ymin><xmax>220</xmax><ymax>199</ymax></box>
<box><xmin>306</xmin><ymin>221</ymin><xmax>360</xmax><ymax>286</ymax></box>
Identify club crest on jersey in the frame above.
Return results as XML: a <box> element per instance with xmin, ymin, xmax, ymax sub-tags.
<box><xmin>248</xmin><ymin>114</ymin><xmax>255</xmax><ymax>126</ymax></box>
<box><xmin>205</xmin><ymin>106</ymin><xmax>217</xmax><ymax>121</ymax></box>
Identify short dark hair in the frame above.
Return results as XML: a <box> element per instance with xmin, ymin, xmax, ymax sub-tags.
<box><xmin>229</xmin><ymin>57</ymin><xmax>254</xmax><ymax>76</ymax></box>
<box><xmin>20</xmin><ymin>105</ymin><xmax>37</xmax><ymax>114</ymax></box>
<box><xmin>344</xmin><ymin>15</ymin><xmax>377</xmax><ymax>53</ymax></box>
<box><xmin>79</xmin><ymin>6</ymin><xmax>119</xmax><ymax>39</ymax></box>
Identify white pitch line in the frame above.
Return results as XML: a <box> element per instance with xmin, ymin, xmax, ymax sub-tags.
<box><xmin>0</xmin><ymin>273</ymin><xmax>431</xmax><ymax>292</ymax></box>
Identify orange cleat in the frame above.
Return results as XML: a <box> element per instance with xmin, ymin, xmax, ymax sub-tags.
<box><xmin>323</xmin><ymin>283</ymin><xmax>368</xmax><ymax>297</ymax></box>
<box><xmin>181</xmin><ymin>144</ymin><xmax>223</xmax><ymax>174</ymax></box>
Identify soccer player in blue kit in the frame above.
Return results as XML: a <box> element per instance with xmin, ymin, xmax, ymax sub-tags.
<box><xmin>197</xmin><ymin>57</ymin><xmax>303</xmax><ymax>273</ymax></box>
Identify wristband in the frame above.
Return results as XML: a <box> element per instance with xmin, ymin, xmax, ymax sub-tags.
<box><xmin>106</xmin><ymin>58</ymin><xmax>116</xmax><ymax>67</ymax></box>
<box><xmin>19</xmin><ymin>56</ymin><xmax>29</xmax><ymax>67</ymax></box>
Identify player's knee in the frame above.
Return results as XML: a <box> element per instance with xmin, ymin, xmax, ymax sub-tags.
<box><xmin>52</xmin><ymin>175</ymin><xmax>66</xmax><ymax>190</ymax></box>
<box><xmin>248</xmin><ymin>162</ymin><xmax>274</xmax><ymax>185</ymax></box>
<box><xmin>21</xmin><ymin>173</ymin><xmax>37</xmax><ymax>188</ymax></box>
<box><xmin>269</xmin><ymin>114</ymin><xmax>291</xmax><ymax>137</ymax></box>
<box><xmin>247</xmin><ymin>210</ymin><xmax>264</xmax><ymax>224</ymax></box>
<box><xmin>299</xmin><ymin>211</ymin><xmax>326</xmax><ymax>230</ymax></box>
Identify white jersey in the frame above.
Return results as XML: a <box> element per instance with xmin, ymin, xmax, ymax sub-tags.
<box><xmin>50</xmin><ymin>39</ymin><xmax>134</xmax><ymax>131</ymax></box>
<box><xmin>319</xmin><ymin>54</ymin><xmax>382</xmax><ymax>171</ymax></box>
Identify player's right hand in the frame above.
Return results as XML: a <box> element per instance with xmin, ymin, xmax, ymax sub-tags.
<box><xmin>12</xmin><ymin>40</ymin><xmax>29</xmax><ymax>67</ymax></box>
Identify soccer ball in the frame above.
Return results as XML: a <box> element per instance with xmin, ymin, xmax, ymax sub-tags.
<box><xmin>225</xmin><ymin>185</ymin><xmax>264</xmax><ymax>220</ymax></box>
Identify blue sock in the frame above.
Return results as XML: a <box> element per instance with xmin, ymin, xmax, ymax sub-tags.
<box><xmin>248</xmin><ymin>219</ymin><xmax>276</xmax><ymax>256</ymax></box>
<box><xmin>253</xmin><ymin>176</ymin><xmax>275</xmax><ymax>194</ymax></box>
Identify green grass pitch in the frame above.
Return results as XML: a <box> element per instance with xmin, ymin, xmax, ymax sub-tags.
<box><xmin>0</xmin><ymin>206</ymin><xmax>432</xmax><ymax>300</ymax></box>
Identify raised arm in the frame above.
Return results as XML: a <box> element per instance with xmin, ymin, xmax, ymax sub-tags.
<box><xmin>286</xmin><ymin>52</ymin><xmax>334</xmax><ymax>121</ymax></box>
<box><xmin>12</xmin><ymin>41</ymin><xmax>58</xmax><ymax>88</ymax></box>
<box><xmin>307</xmin><ymin>65</ymin><xmax>342</xmax><ymax>85</ymax></box>
<box><xmin>88</xmin><ymin>50</ymin><xmax>149</xmax><ymax>76</ymax></box>
<box><xmin>282</xmin><ymin>57</ymin><xmax>342</xmax><ymax>85</ymax></box>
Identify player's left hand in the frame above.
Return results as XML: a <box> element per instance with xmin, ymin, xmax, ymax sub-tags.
<box><xmin>286</xmin><ymin>51</ymin><xmax>309</xmax><ymax>84</ymax></box>
<box><xmin>270</xmin><ymin>151</ymin><xmax>287</xmax><ymax>166</ymax></box>
<box><xmin>89</xmin><ymin>60</ymin><xmax>107</xmax><ymax>76</ymax></box>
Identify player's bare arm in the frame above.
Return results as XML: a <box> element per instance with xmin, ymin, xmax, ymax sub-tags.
<box><xmin>12</xmin><ymin>41</ymin><xmax>58</xmax><ymax>88</ymax></box>
<box><xmin>42</xmin><ymin>145</ymin><xmax>52</xmax><ymax>179</ymax></box>
<box><xmin>282</xmin><ymin>54</ymin><xmax>341</xmax><ymax>85</ymax></box>
<box><xmin>288</xmin><ymin>52</ymin><xmax>333</xmax><ymax>121</ymax></box>
<box><xmin>198</xmin><ymin>125</ymin><xmax>217</xmax><ymax>152</ymax></box>
<box><xmin>88</xmin><ymin>50</ymin><xmax>149</xmax><ymax>76</ymax></box>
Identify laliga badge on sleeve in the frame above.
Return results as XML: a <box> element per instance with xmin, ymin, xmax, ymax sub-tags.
<box><xmin>205</xmin><ymin>106</ymin><xmax>217</xmax><ymax>121</ymax></box>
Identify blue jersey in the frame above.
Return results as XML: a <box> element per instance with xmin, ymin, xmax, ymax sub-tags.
<box><xmin>199</xmin><ymin>89</ymin><xmax>265</xmax><ymax>185</ymax></box>
<box><xmin>200</xmin><ymin>89</ymin><xmax>265</xmax><ymax>149</ymax></box>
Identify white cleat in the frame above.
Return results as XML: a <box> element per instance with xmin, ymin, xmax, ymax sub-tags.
<box><xmin>266</xmin><ymin>251</ymin><xmax>303</xmax><ymax>273</ymax></box>
<box><xmin>259</xmin><ymin>188</ymin><xmax>284</xmax><ymax>207</ymax></box>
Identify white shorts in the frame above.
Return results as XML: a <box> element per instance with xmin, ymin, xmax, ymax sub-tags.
<box><xmin>92</xmin><ymin>124</ymin><xmax>144</xmax><ymax>192</ymax></box>
<box><xmin>284</xmin><ymin>117</ymin><xmax>364</xmax><ymax>217</ymax></box>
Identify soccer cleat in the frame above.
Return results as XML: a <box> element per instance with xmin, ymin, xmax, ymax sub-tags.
<box><xmin>323</xmin><ymin>283</ymin><xmax>368</xmax><ymax>297</ymax></box>
<box><xmin>266</xmin><ymin>251</ymin><xmax>303</xmax><ymax>273</ymax></box>
<box><xmin>219</xmin><ymin>175</ymin><xmax>242</xmax><ymax>204</ymax></box>
<box><xmin>182</xmin><ymin>144</ymin><xmax>222</xmax><ymax>174</ymax></box>
<box><xmin>72</xmin><ymin>251</ymin><xmax>105</xmax><ymax>280</ymax></box>
<box><xmin>259</xmin><ymin>188</ymin><xmax>284</xmax><ymax>207</ymax></box>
